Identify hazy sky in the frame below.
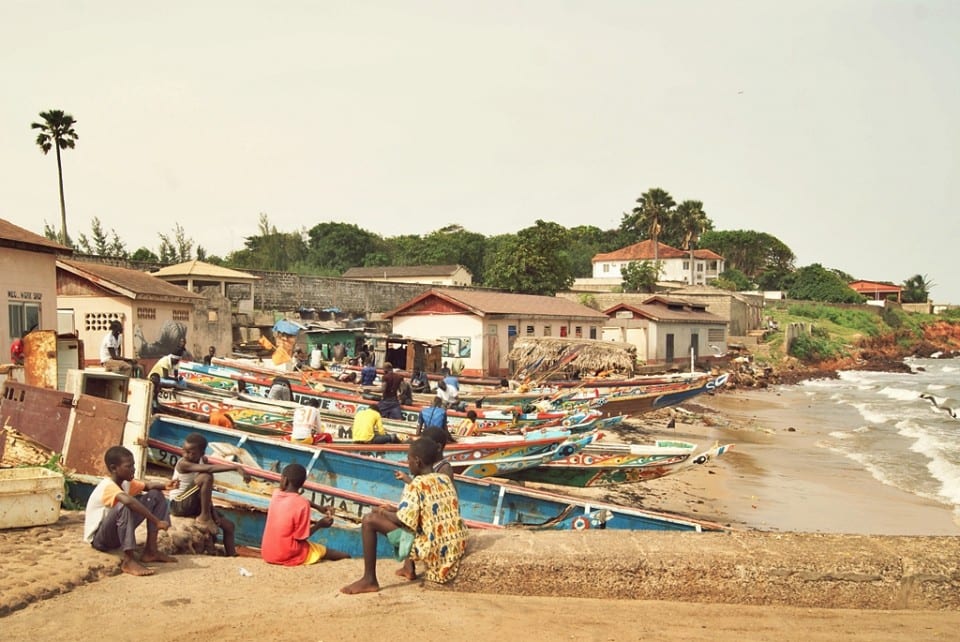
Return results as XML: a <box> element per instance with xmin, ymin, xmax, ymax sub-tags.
<box><xmin>3</xmin><ymin>2</ymin><xmax>958</xmax><ymax>301</ymax></box>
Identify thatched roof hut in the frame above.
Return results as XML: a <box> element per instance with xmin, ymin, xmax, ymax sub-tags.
<box><xmin>507</xmin><ymin>337</ymin><xmax>637</xmax><ymax>380</ymax></box>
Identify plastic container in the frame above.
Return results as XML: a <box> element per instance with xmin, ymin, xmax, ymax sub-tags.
<box><xmin>0</xmin><ymin>467</ymin><xmax>64</xmax><ymax>529</ymax></box>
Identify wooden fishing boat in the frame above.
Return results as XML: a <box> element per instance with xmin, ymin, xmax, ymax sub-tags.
<box><xmin>497</xmin><ymin>441</ymin><xmax>734</xmax><ymax>487</ymax></box>
<box><xmin>147</xmin><ymin>415</ymin><xmax>720</xmax><ymax>532</ymax></box>
<box><xmin>557</xmin><ymin>373</ymin><xmax>730</xmax><ymax>417</ymax></box>
<box><xmin>149</xmin><ymin>413</ymin><xmax>600</xmax><ymax>479</ymax></box>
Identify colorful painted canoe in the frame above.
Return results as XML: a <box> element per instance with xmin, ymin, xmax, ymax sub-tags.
<box><xmin>497</xmin><ymin>441</ymin><xmax>734</xmax><ymax>487</ymax></box>
<box><xmin>147</xmin><ymin>414</ymin><xmax>721</xmax><ymax>532</ymax></box>
<box><xmin>558</xmin><ymin>373</ymin><xmax>731</xmax><ymax>417</ymax></box>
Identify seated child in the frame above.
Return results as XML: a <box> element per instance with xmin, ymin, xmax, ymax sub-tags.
<box><xmin>340</xmin><ymin>437</ymin><xmax>467</xmax><ymax>594</ymax></box>
<box><xmin>454</xmin><ymin>409</ymin><xmax>479</xmax><ymax>437</ymax></box>
<box><xmin>169</xmin><ymin>432</ymin><xmax>247</xmax><ymax>555</ymax></box>
<box><xmin>83</xmin><ymin>445</ymin><xmax>177</xmax><ymax>576</ymax></box>
<box><xmin>261</xmin><ymin>463</ymin><xmax>350</xmax><ymax>565</ymax></box>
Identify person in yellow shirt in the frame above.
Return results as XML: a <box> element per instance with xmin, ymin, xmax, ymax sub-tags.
<box><xmin>351</xmin><ymin>403</ymin><xmax>399</xmax><ymax>444</ymax></box>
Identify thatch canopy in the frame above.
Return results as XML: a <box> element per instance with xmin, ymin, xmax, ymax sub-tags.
<box><xmin>507</xmin><ymin>337</ymin><xmax>637</xmax><ymax>380</ymax></box>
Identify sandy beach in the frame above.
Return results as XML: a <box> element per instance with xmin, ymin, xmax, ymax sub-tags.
<box><xmin>2</xmin><ymin>388</ymin><xmax>959</xmax><ymax>640</ymax></box>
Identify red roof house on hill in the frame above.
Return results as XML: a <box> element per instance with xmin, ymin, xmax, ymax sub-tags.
<box><xmin>848</xmin><ymin>280</ymin><xmax>902</xmax><ymax>302</ymax></box>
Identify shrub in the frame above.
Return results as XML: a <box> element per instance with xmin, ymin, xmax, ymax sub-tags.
<box><xmin>788</xmin><ymin>333</ymin><xmax>842</xmax><ymax>362</ymax></box>
<box><xmin>787</xmin><ymin>304</ymin><xmax>881</xmax><ymax>336</ymax></box>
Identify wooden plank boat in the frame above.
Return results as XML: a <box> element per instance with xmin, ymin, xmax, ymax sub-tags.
<box><xmin>147</xmin><ymin>415</ymin><xmax>720</xmax><ymax>532</ymax></box>
<box><xmin>557</xmin><ymin>373</ymin><xmax>731</xmax><ymax>417</ymax></box>
<box><xmin>149</xmin><ymin>413</ymin><xmax>600</xmax><ymax>479</ymax></box>
<box><xmin>497</xmin><ymin>441</ymin><xmax>734</xmax><ymax>487</ymax></box>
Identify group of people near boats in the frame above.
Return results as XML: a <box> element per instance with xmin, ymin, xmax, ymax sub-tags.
<box><xmin>83</xmin><ymin>430</ymin><xmax>468</xmax><ymax>594</ymax></box>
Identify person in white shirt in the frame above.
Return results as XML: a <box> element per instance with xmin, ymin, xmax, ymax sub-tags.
<box><xmin>100</xmin><ymin>321</ymin><xmax>133</xmax><ymax>375</ymax></box>
<box><xmin>435</xmin><ymin>379</ymin><xmax>459</xmax><ymax>408</ymax></box>
<box><xmin>291</xmin><ymin>399</ymin><xmax>323</xmax><ymax>444</ymax></box>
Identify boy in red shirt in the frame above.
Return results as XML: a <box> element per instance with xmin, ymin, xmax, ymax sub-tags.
<box><xmin>261</xmin><ymin>463</ymin><xmax>350</xmax><ymax>566</ymax></box>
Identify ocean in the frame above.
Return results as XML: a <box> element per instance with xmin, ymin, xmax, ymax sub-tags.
<box><xmin>790</xmin><ymin>357</ymin><xmax>960</xmax><ymax>517</ymax></box>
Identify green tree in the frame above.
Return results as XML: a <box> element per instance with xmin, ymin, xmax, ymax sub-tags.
<box><xmin>699</xmin><ymin>230</ymin><xmax>795</xmax><ymax>280</ymax></box>
<box><xmin>32</xmin><ymin>109</ymin><xmax>79</xmax><ymax>246</ymax></box>
<box><xmin>902</xmin><ymin>274</ymin><xmax>934</xmax><ymax>303</ymax></box>
<box><xmin>306</xmin><ymin>222</ymin><xmax>384</xmax><ymax>274</ymax></box>
<box><xmin>228</xmin><ymin>213</ymin><xmax>309</xmax><ymax>272</ymax></box>
<box><xmin>565</xmin><ymin>225</ymin><xmax>624</xmax><ymax>279</ymax></box>
<box><xmin>130</xmin><ymin>247</ymin><xmax>159</xmax><ymax>262</ymax></box>
<box><xmin>483</xmin><ymin>220</ymin><xmax>574</xmax><ymax>295</ymax></box>
<box><xmin>787</xmin><ymin>264</ymin><xmax>864</xmax><ymax>303</ymax></box>
<box><xmin>75</xmin><ymin>217</ymin><xmax>128</xmax><ymax>258</ymax></box>
<box><xmin>621</xmin><ymin>260</ymin><xmax>662</xmax><ymax>293</ymax></box>
<box><xmin>158</xmin><ymin>223</ymin><xmax>195</xmax><ymax>263</ymax></box>
<box><xmin>620</xmin><ymin>188</ymin><xmax>676</xmax><ymax>260</ymax></box>
<box><xmin>713</xmin><ymin>267</ymin><xmax>752</xmax><ymax>291</ymax></box>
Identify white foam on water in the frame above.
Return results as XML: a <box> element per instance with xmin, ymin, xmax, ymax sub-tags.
<box><xmin>851</xmin><ymin>402</ymin><xmax>894</xmax><ymax>425</ymax></box>
<box><xmin>852</xmin><ymin>425</ymin><xmax>871</xmax><ymax>433</ymax></box>
<box><xmin>878</xmin><ymin>386</ymin><xmax>921</xmax><ymax>402</ymax></box>
<box><xmin>926</xmin><ymin>384</ymin><xmax>948</xmax><ymax>391</ymax></box>
<box><xmin>828</xmin><ymin>431</ymin><xmax>854</xmax><ymax>440</ymax></box>
<box><xmin>941</xmin><ymin>365</ymin><xmax>958</xmax><ymax>373</ymax></box>
<box><xmin>898</xmin><ymin>421</ymin><xmax>960</xmax><ymax>507</ymax></box>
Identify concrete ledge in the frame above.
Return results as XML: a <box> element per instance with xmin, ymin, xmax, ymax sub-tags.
<box><xmin>452</xmin><ymin>530</ymin><xmax>960</xmax><ymax>610</ymax></box>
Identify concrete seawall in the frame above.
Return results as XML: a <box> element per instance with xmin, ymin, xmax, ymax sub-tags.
<box><xmin>453</xmin><ymin>530</ymin><xmax>960</xmax><ymax>610</ymax></box>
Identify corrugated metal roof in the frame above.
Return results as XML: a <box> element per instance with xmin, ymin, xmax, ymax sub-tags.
<box><xmin>604</xmin><ymin>300</ymin><xmax>725</xmax><ymax>323</ymax></box>
<box><xmin>386</xmin><ymin>288</ymin><xmax>608</xmax><ymax>319</ymax></box>
<box><xmin>0</xmin><ymin>219</ymin><xmax>71</xmax><ymax>253</ymax></box>
<box><xmin>58</xmin><ymin>259</ymin><xmax>204</xmax><ymax>301</ymax></box>
<box><xmin>343</xmin><ymin>264</ymin><xmax>470</xmax><ymax>278</ymax></box>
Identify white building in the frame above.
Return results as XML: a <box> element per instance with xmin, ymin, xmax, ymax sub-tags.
<box><xmin>385</xmin><ymin>288</ymin><xmax>608</xmax><ymax>377</ymax></box>
<box><xmin>589</xmin><ymin>240</ymin><xmax>725</xmax><ymax>287</ymax></box>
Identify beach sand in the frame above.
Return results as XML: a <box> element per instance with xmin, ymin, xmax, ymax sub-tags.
<box><xmin>2</xmin><ymin>389</ymin><xmax>959</xmax><ymax>640</ymax></box>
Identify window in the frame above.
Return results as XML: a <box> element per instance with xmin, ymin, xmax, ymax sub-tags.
<box><xmin>574</xmin><ymin>326</ymin><xmax>582</xmax><ymax>338</ymax></box>
<box><xmin>602</xmin><ymin>263</ymin><xmax>610</xmax><ymax>273</ymax></box>
<box><xmin>589</xmin><ymin>327</ymin><xmax>597</xmax><ymax>339</ymax></box>
<box><xmin>173</xmin><ymin>310</ymin><xmax>190</xmax><ymax>322</ymax></box>
<box><xmin>137</xmin><ymin>307</ymin><xmax>156</xmax><ymax>320</ymax></box>
<box><xmin>525</xmin><ymin>325</ymin><xmax>535</xmax><ymax>335</ymax></box>
<box><xmin>508</xmin><ymin>325</ymin><xmax>517</xmax><ymax>337</ymax></box>
<box><xmin>543</xmin><ymin>326</ymin><xmax>551</xmax><ymax>337</ymax></box>
<box><xmin>8</xmin><ymin>302</ymin><xmax>40</xmax><ymax>339</ymax></box>
<box><xmin>560</xmin><ymin>326</ymin><xmax>567</xmax><ymax>337</ymax></box>
<box><xmin>682</xmin><ymin>260</ymin><xmax>689</xmax><ymax>270</ymax></box>
<box><xmin>708</xmin><ymin>260</ymin><xmax>718</xmax><ymax>271</ymax></box>
<box><xmin>84</xmin><ymin>311</ymin><xmax>124</xmax><ymax>333</ymax></box>
<box><xmin>707</xmin><ymin>328</ymin><xmax>725</xmax><ymax>342</ymax></box>
<box><xmin>696</xmin><ymin>263</ymin><xmax>704</xmax><ymax>272</ymax></box>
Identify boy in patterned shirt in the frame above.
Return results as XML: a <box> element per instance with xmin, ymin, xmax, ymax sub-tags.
<box><xmin>340</xmin><ymin>437</ymin><xmax>467</xmax><ymax>594</ymax></box>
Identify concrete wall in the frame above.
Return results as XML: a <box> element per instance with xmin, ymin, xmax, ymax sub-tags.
<box><xmin>1</xmin><ymin>248</ymin><xmax>59</xmax><ymax>349</ymax></box>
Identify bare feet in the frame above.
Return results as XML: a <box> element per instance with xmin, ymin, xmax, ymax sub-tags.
<box><xmin>395</xmin><ymin>561</ymin><xmax>416</xmax><ymax>580</ymax></box>
<box><xmin>141</xmin><ymin>551</ymin><xmax>178</xmax><ymax>563</ymax></box>
<box><xmin>196</xmin><ymin>517</ymin><xmax>220</xmax><ymax>535</ymax></box>
<box><xmin>120</xmin><ymin>558</ymin><xmax>155</xmax><ymax>577</ymax></box>
<box><xmin>340</xmin><ymin>578</ymin><xmax>380</xmax><ymax>594</ymax></box>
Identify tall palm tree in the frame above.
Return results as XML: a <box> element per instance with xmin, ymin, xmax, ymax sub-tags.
<box><xmin>32</xmin><ymin>110</ymin><xmax>79</xmax><ymax>246</ymax></box>
<box><xmin>675</xmin><ymin>200</ymin><xmax>711</xmax><ymax>284</ymax></box>
<box><xmin>631</xmin><ymin>188</ymin><xmax>675</xmax><ymax>262</ymax></box>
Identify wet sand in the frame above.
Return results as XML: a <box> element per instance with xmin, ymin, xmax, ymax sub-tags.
<box><xmin>2</xmin><ymin>388</ymin><xmax>959</xmax><ymax>640</ymax></box>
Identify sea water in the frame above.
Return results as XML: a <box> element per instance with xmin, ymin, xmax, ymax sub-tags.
<box><xmin>792</xmin><ymin>357</ymin><xmax>960</xmax><ymax>516</ymax></box>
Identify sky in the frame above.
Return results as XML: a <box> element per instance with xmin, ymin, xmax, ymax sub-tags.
<box><xmin>2</xmin><ymin>1</ymin><xmax>958</xmax><ymax>301</ymax></box>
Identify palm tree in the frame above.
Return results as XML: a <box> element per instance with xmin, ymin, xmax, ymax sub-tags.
<box><xmin>32</xmin><ymin>110</ymin><xmax>79</xmax><ymax>246</ymax></box>
<box><xmin>631</xmin><ymin>188</ymin><xmax>676</xmax><ymax>262</ymax></box>
<box><xmin>675</xmin><ymin>200</ymin><xmax>711</xmax><ymax>284</ymax></box>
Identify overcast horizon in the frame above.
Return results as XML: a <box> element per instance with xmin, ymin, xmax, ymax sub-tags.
<box><xmin>2</xmin><ymin>2</ymin><xmax>957</xmax><ymax>301</ymax></box>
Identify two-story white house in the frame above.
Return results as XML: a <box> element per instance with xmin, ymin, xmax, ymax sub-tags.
<box><xmin>584</xmin><ymin>240</ymin><xmax>725</xmax><ymax>289</ymax></box>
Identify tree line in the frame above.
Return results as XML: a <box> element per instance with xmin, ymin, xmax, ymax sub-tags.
<box><xmin>32</xmin><ymin>109</ymin><xmax>932</xmax><ymax>303</ymax></box>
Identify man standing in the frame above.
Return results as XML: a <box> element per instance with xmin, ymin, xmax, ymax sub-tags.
<box><xmin>100</xmin><ymin>321</ymin><xmax>133</xmax><ymax>375</ymax></box>
<box><xmin>378</xmin><ymin>362</ymin><xmax>404</xmax><ymax>420</ymax></box>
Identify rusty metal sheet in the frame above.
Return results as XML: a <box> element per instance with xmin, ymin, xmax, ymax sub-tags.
<box><xmin>62</xmin><ymin>395</ymin><xmax>130</xmax><ymax>477</ymax></box>
<box><xmin>23</xmin><ymin>330</ymin><xmax>58</xmax><ymax>390</ymax></box>
<box><xmin>0</xmin><ymin>381</ymin><xmax>74</xmax><ymax>452</ymax></box>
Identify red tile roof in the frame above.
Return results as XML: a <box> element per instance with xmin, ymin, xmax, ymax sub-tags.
<box><xmin>385</xmin><ymin>288</ymin><xmax>608</xmax><ymax>319</ymax></box>
<box><xmin>848</xmin><ymin>280</ymin><xmax>902</xmax><ymax>292</ymax></box>
<box><xmin>58</xmin><ymin>259</ymin><xmax>204</xmax><ymax>301</ymax></box>
<box><xmin>593</xmin><ymin>240</ymin><xmax>723</xmax><ymax>262</ymax></box>
<box><xmin>0</xmin><ymin>219</ymin><xmax>71</xmax><ymax>253</ymax></box>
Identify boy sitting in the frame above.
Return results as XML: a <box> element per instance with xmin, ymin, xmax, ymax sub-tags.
<box><xmin>262</xmin><ymin>463</ymin><xmax>350</xmax><ymax>565</ymax></box>
<box><xmin>341</xmin><ymin>437</ymin><xmax>467</xmax><ymax>594</ymax></box>
<box><xmin>83</xmin><ymin>445</ymin><xmax>177</xmax><ymax>576</ymax></box>
<box><xmin>169</xmin><ymin>432</ymin><xmax>247</xmax><ymax>555</ymax></box>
